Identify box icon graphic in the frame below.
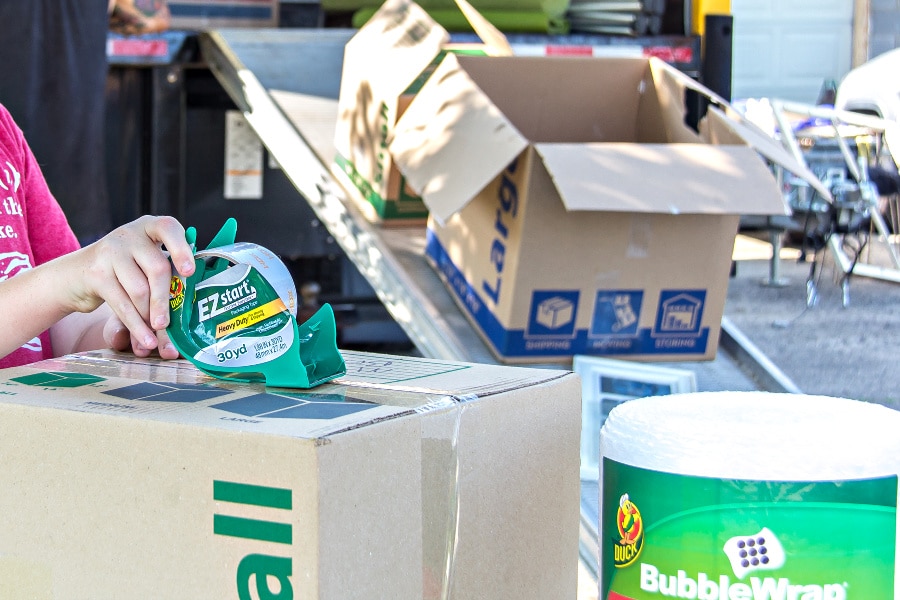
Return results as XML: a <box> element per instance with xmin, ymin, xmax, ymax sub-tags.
<box><xmin>528</xmin><ymin>291</ymin><xmax>579</xmax><ymax>336</ymax></box>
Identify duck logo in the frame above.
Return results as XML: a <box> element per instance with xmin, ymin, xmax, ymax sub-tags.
<box><xmin>614</xmin><ymin>493</ymin><xmax>644</xmax><ymax>568</ymax></box>
<box><xmin>169</xmin><ymin>275</ymin><xmax>185</xmax><ymax>311</ymax></box>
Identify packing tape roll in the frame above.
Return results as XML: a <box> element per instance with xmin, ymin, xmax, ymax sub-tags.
<box><xmin>194</xmin><ymin>242</ymin><xmax>297</xmax><ymax>317</ymax></box>
<box><xmin>598</xmin><ymin>392</ymin><xmax>900</xmax><ymax>598</ymax></box>
<box><xmin>168</xmin><ymin>219</ymin><xmax>345</xmax><ymax>389</ymax></box>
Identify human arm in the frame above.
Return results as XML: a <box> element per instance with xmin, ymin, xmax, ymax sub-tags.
<box><xmin>109</xmin><ymin>0</ymin><xmax>171</xmax><ymax>35</ymax></box>
<box><xmin>2</xmin><ymin>215</ymin><xmax>195</xmax><ymax>361</ymax></box>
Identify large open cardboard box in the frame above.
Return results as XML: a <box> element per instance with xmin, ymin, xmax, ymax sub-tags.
<box><xmin>0</xmin><ymin>349</ymin><xmax>580</xmax><ymax>598</ymax></box>
<box><xmin>390</xmin><ymin>53</ymin><xmax>827</xmax><ymax>363</ymax></box>
<box><xmin>333</xmin><ymin>0</ymin><xmax>511</xmax><ymax>224</ymax></box>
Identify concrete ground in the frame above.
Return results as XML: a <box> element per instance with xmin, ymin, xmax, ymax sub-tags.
<box><xmin>724</xmin><ymin>231</ymin><xmax>900</xmax><ymax>408</ymax></box>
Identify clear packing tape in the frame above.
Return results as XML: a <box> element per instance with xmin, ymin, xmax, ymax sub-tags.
<box><xmin>167</xmin><ymin>218</ymin><xmax>346</xmax><ymax>388</ymax></box>
<box><xmin>166</xmin><ymin>219</ymin><xmax>465</xmax><ymax>596</ymax></box>
<box><xmin>37</xmin><ymin>350</ymin><xmax>478</xmax><ymax>600</ymax></box>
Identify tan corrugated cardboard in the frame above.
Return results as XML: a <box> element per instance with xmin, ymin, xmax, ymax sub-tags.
<box><xmin>0</xmin><ymin>349</ymin><xmax>580</xmax><ymax>598</ymax></box>
<box><xmin>389</xmin><ymin>53</ymin><xmax>823</xmax><ymax>363</ymax></box>
<box><xmin>390</xmin><ymin>54</ymin><xmax>826</xmax><ymax>223</ymax></box>
<box><xmin>332</xmin><ymin>0</ymin><xmax>511</xmax><ymax>225</ymax></box>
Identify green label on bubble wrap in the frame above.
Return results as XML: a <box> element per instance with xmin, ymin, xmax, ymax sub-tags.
<box><xmin>601</xmin><ymin>458</ymin><xmax>897</xmax><ymax>599</ymax></box>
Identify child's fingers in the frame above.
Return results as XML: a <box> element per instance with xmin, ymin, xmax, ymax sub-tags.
<box><xmin>154</xmin><ymin>329</ymin><xmax>180</xmax><ymax>359</ymax></box>
<box><xmin>109</xmin><ymin>255</ymin><xmax>152</xmax><ymax>323</ymax></box>
<box><xmin>142</xmin><ymin>216</ymin><xmax>195</xmax><ymax>278</ymax></box>
<box><xmin>104</xmin><ymin>281</ymin><xmax>158</xmax><ymax>351</ymax></box>
<box><xmin>102</xmin><ymin>315</ymin><xmax>131</xmax><ymax>351</ymax></box>
<box><xmin>129</xmin><ymin>245</ymin><xmax>176</xmax><ymax>331</ymax></box>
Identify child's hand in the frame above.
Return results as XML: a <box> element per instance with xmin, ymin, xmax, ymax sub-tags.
<box><xmin>103</xmin><ymin>313</ymin><xmax>182</xmax><ymax>359</ymax></box>
<box><xmin>71</xmin><ymin>215</ymin><xmax>195</xmax><ymax>356</ymax></box>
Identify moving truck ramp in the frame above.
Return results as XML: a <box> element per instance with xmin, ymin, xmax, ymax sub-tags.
<box><xmin>197</xmin><ymin>27</ymin><xmax>798</xmax><ymax>588</ymax></box>
<box><xmin>200</xmin><ymin>28</ymin><xmax>481</xmax><ymax>362</ymax></box>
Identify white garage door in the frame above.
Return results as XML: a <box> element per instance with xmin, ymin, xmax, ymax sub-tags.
<box><xmin>731</xmin><ymin>0</ymin><xmax>854</xmax><ymax>104</ymax></box>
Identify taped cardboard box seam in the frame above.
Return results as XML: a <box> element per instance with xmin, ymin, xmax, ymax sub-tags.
<box><xmin>0</xmin><ymin>349</ymin><xmax>581</xmax><ymax>599</ymax></box>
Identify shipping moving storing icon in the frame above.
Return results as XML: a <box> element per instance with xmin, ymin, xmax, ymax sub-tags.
<box><xmin>536</xmin><ymin>297</ymin><xmax>575</xmax><ymax>330</ymax></box>
<box><xmin>528</xmin><ymin>290</ymin><xmax>580</xmax><ymax>336</ymax></box>
<box><xmin>12</xmin><ymin>371</ymin><xmax>106</xmax><ymax>388</ymax></box>
<box><xmin>212</xmin><ymin>392</ymin><xmax>376</xmax><ymax>421</ymax></box>
<box><xmin>656</xmin><ymin>291</ymin><xmax>705</xmax><ymax>335</ymax></box>
<box><xmin>611</xmin><ymin>294</ymin><xmax>638</xmax><ymax>332</ymax></box>
<box><xmin>591</xmin><ymin>291</ymin><xmax>643</xmax><ymax>337</ymax></box>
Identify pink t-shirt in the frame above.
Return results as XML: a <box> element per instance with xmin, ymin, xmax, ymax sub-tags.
<box><xmin>0</xmin><ymin>104</ymin><xmax>81</xmax><ymax>367</ymax></box>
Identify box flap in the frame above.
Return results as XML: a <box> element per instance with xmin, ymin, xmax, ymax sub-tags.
<box><xmin>702</xmin><ymin>106</ymin><xmax>834</xmax><ymax>200</ymax></box>
<box><xmin>647</xmin><ymin>59</ymin><xmax>833</xmax><ymax>200</ymax></box>
<box><xmin>390</xmin><ymin>52</ymin><xmax>528</xmax><ymax>223</ymax></box>
<box><xmin>341</xmin><ymin>0</ymin><xmax>449</xmax><ymax>101</ymax></box>
<box><xmin>646</xmin><ymin>57</ymin><xmax>707</xmax><ymax>144</ymax></box>
<box><xmin>341</xmin><ymin>0</ymin><xmax>510</xmax><ymax>98</ymax></box>
<box><xmin>534</xmin><ymin>142</ymin><xmax>790</xmax><ymax>216</ymax></box>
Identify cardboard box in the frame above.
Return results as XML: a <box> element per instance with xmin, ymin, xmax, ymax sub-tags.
<box><xmin>0</xmin><ymin>349</ymin><xmax>580</xmax><ymax>598</ymax></box>
<box><xmin>168</xmin><ymin>0</ymin><xmax>279</xmax><ymax>29</ymax></box>
<box><xmin>333</xmin><ymin>0</ymin><xmax>511</xmax><ymax>225</ymax></box>
<box><xmin>390</xmin><ymin>53</ymin><xmax>827</xmax><ymax>363</ymax></box>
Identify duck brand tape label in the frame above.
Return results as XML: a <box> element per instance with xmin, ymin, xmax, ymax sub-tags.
<box><xmin>601</xmin><ymin>458</ymin><xmax>897</xmax><ymax>599</ymax></box>
<box><xmin>168</xmin><ymin>220</ymin><xmax>345</xmax><ymax>388</ymax></box>
<box><xmin>190</xmin><ymin>263</ymin><xmax>294</xmax><ymax>367</ymax></box>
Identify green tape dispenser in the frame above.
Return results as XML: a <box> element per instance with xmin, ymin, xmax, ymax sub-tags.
<box><xmin>167</xmin><ymin>218</ymin><xmax>346</xmax><ymax>388</ymax></box>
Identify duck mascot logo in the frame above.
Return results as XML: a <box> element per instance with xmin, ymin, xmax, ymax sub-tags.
<box><xmin>613</xmin><ymin>493</ymin><xmax>644</xmax><ymax>568</ymax></box>
<box><xmin>169</xmin><ymin>275</ymin><xmax>185</xmax><ymax>311</ymax></box>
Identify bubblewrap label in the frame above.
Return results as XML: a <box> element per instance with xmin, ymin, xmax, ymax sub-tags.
<box><xmin>601</xmin><ymin>458</ymin><xmax>897</xmax><ymax>599</ymax></box>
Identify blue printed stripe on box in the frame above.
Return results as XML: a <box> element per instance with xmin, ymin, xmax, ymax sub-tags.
<box><xmin>425</xmin><ymin>229</ymin><xmax>710</xmax><ymax>359</ymax></box>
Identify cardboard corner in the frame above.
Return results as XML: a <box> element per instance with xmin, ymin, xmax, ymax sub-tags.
<box><xmin>451</xmin><ymin>0</ymin><xmax>514</xmax><ymax>56</ymax></box>
<box><xmin>342</xmin><ymin>0</ymin><xmax>449</xmax><ymax>91</ymax></box>
<box><xmin>649</xmin><ymin>57</ymin><xmax>832</xmax><ymax>203</ymax></box>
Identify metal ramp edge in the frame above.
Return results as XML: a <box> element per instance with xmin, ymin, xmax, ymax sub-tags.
<box><xmin>199</xmin><ymin>29</ymin><xmax>491</xmax><ymax>364</ymax></box>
